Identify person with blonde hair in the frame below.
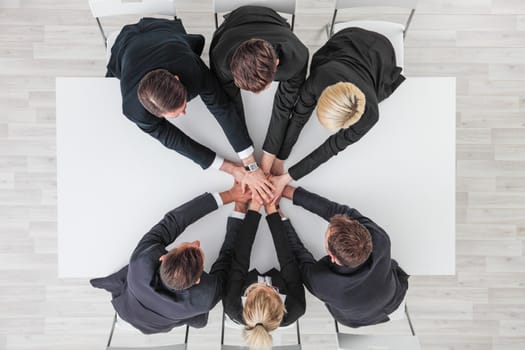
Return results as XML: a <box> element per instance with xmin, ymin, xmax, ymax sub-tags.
<box><xmin>269</xmin><ymin>27</ymin><xmax>406</xmax><ymax>195</ymax></box>
<box><xmin>222</xmin><ymin>193</ymin><xmax>306</xmax><ymax>349</ymax></box>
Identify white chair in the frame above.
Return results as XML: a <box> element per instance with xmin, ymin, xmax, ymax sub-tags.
<box><xmin>213</xmin><ymin>0</ymin><xmax>296</xmax><ymax>31</ymax></box>
<box><xmin>88</xmin><ymin>0</ymin><xmax>177</xmax><ymax>49</ymax></box>
<box><xmin>334</xmin><ymin>301</ymin><xmax>422</xmax><ymax>350</ymax></box>
<box><xmin>220</xmin><ymin>311</ymin><xmax>302</xmax><ymax>350</ymax></box>
<box><xmin>328</xmin><ymin>0</ymin><xmax>418</xmax><ymax>69</ymax></box>
<box><xmin>106</xmin><ymin>313</ymin><xmax>189</xmax><ymax>350</ymax></box>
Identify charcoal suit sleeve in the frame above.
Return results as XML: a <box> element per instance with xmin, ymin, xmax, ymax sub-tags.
<box><xmin>131</xmin><ymin>193</ymin><xmax>218</xmax><ymax>260</ymax></box>
<box><xmin>262</xmin><ymin>58</ymin><xmax>308</xmax><ymax>156</ymax></box>
<box><xmin>208</xmin><ymin>216</ymin><xmax>245</xmax><ymax>308</ymax></box>
<box><xmin>196</xmin><ymin>59</ymin><xmax>253</xmax><ymax>154</ymax></box>
<box><xmin>222</xmin><ymin>210</ymin><xmax>261</xmax><ymax>324</ymax></box>
<box><xmin>288</xmin><ymin>102</ymin><xmax>379</xmax><ymax>180</ymax></box>
<box><xmin>124</xmin><ymin>97</ymin><xmax>216</xmax><ymax>169</ymax></box>
<box><xmin>280</xmin><ymin>219</ymin><xmax>317</xmax><ymax>295</ymax></box>
<box><xmin>266</xmin><ymin>214</ymin><xmax>306</xmax><ymax>325</ymax></box>
<box><xmin>276</xmin><ymin>73</ymin><xmax>320</xmax><ymax>160</ymax></box>
<box><xmin>292</xmin><ymin>186</ymin><xmax>367</xmax><ymax>223</ymax></box>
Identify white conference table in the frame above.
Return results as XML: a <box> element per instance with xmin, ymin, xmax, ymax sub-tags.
<box><xmin>56</xmin><ymin>77</ymin><xmax>455</xmax><ymax>278</ymax></box>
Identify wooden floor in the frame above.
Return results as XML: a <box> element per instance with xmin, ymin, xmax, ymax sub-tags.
<box><xmin>1</xmin><ymin>0</ymin><xmax>524</xmax><ymax>349</ymax></box>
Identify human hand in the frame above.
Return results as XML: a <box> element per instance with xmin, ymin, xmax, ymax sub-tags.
<box><xmin>260</xmin><ymin>152</ymin><xmax>275</xmax><ymax>174</ymax></box>
<box><xmin>228</xmin><ymin>181</ymin><xmax>252</xmax><ymax>204</ymax></box>
<box><xmin>282</xmin><ymin>185</ymin><xmax>296</xmax><ymax>200</ymax></box>
<box><xmin>264</xmin><ymin>194</ymin><xmax>280</xmax><ymax>214</ymax></box>
<box><xmin>270</xmin><ymin>173</ymin><xmax>292</xmax><ymax>201</ymax></box>
<box><xmin>249</xmin><ymin>190</ymin><xmax>262</xmax><ymax>212</ymax></box>
<box><xmin>270</xmin><ymin>158</ymin><xmax>284</xmax><ymax>176</ymax></box>
<box><xmin>241</xmin><ymin>168</ymin><xmax>275</xmax><ymax>204</ymax></box>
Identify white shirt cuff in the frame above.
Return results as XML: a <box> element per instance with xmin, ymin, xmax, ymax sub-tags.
<box><xmin>263</xmin><ymin>150</ymin><xmax>275</xmax><ymax>155</ymax></box>
<box><xmin>209</xmin><ymin>155</ymin><xmax>224</xmax><ymax>170</ymax></box>
<box><xmin>229</xmin><ymin>211</ymin><xmax>246</xmax><ymax>220</ymax></box>
<box><xmin>281</xmin><ymin>217</ymin><xmax>289</xmax><ymax>221</ymax></box>
<box><xmin>238</xmin><ymin>146</ymin><xmax>254</xmax><ymax>160</ymax></box>
<box><xmin>212</xmin><ymin>192</ymin><xmax>223</xmax><ymax>207</ymax></box>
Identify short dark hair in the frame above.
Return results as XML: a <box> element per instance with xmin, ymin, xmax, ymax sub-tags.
<box><xmin>231</xmin><ymin>39</ymin><xmax>277</xmax><ymax>92</ymax></box>
<box><xmin>327</xmin><ymin>214</ymin><xmax>373</xmax><ymax>268</ymax></box>
<box><xmin>137</xmin><ymin>69</ymin><xmax>187</xmax><ymax>117</ymax></box>
<box><xmin>160</xmin><ymin>246</ymin><xmax>203</xmax><ymax>290</ymax></box>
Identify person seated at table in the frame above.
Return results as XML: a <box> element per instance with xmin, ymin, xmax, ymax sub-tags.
<box><xmin>270</xmin><ymin>27</ymin><xmax>406</xmax><ymax>194</ymax></box>
<box><xmin>279</xmin><ymin>185</ymin><xmax>409</xmax><ymax>328</ymax></box>
<box><xmin>90</xmin><ymin>182</ymin><xmax>250</xmax><ymax>334</ymax></box>
<box><xmin>107</xmin><ymin>17</ymin><xmax>273</xmax><ymax>201</ymax></box>
<box><xmin>209</xmin><ymin>6</ymin><xmax>309</xmax><ymax>176</ymax></box>
<box><xmin>222</xmin><ymin>193</ymin><xmax>305</xmax><ymax>349</ymax></box>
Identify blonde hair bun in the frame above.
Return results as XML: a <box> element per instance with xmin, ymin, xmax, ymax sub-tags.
<box><xmin>317</xmin><ymin>82</ymin><xmax>366</xmax><ymax>132</ymax></box>
<box><xmin>242</xmin><ymin>283</ymin><xmax>285</xmax><ymax>350</ymax></box>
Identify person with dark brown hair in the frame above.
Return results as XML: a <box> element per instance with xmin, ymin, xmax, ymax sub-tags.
<box><xmin>108</xmin><ymin>17</ymin><xmax>273</xmax><ymax>201</ymax></box>
<box><xmin>209</xmin><ymin>6</ymin><xmax>309</xmax><ymax>176</ymax></box>
<box><xmin>279</xmin><ymin>185</ymin><xmax>409</xmax><ymax>328</ymax></box>
<box><xmin>90</xmin><ymin>182</ymin><xmax>251</xmax><ymax>334</ymax></box>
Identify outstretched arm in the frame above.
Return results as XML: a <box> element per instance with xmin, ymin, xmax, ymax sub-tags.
<box><xmin>222</xmin><ymin>201</ymin><xmax>262</xmax><ymax>323</ymax></box>
<box><xmin>283</xmin><ymin>185</ymin><xmax>366</xmax><ymax>223</ymax></box>
<box><xmin>266</xmin><ymin>210</ymin><xmax>306</xmax><ymax>325</ymax></box>
<box><xmin>132</xmin><ymin>192</ymin><xmax>219</xmax><ymax>259</ymax></box>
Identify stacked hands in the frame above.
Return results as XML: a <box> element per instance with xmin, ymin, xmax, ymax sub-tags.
<box><xmin>228</xmin><ymin>153</ymin><xmax>292</xmax><ymax>206</ymax></box>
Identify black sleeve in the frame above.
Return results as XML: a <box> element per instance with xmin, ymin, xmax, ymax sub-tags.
<box><xmin>124</xmin><ymin>95</ymin><xmax>216</xmax><ymax>169</ymax></box>
<box><xmin>209</xmin><ymin>216</ymin><xmax>245</xmax><ymax>308</ymax></box>
<box><xmin>197</xmin><ymin>60</ymin><xmax>253</xmax><ymax>154</ymax></box>
<box><xmin>276</xmin><ymin>74</ymin><xmax>319</xmax><ymax>160</ymax></box>
<box><xmin>222</xmin><ymin>211</ymin><xmax>261</xmax><ymax>324</ymax></box>
<box><xmin>262</xmin><ymin>59</ymin><xmax>308</xmax><ymax>155</ymax></box>
<box><xmin>266</xmin><ymin>214</ymin><xmax>306</xmax><ymax>326</ymax></box>
<box><xmin>292</xmin><ymin>186</ymin><xmax>366</xmax><ymax>222</ymax></box>
<box><xmin>288</xmin><ymin>106</ymin><xmax>379</xmax><ymax>180</ymax></box>
<box><xmin>280</xmin><ymin>219</ymin><xmax>317</xmax><ymax>295</ymax></box>
<box><xmin>131</xmin><ymin>193</ymin><xmax>218</xmax><ymax>260</ymax></box>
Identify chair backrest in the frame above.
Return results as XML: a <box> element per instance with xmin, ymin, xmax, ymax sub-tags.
<box><xmin>335</xmin><ymin>0</ymin><xmax>417</xmax><ymax>10</ymax></box>
<box><xmin>213</xmin><ymin>0</ymin><xmax>296</xmax><ymax>15</ymax></box>
<box><xmin>88</xmin><ymin>0</ymin><xmax>177</xmax><ymax>18</ymax></box>
<box><xmin>336</xmin><ymin>334</ymin><xmax>421</xmax><ymax>350</ymax></box>
<box><xmin>221</xmin><ymin>312</ymin><xmax>301</xmax><ymax>349</ymax></box>
<box><xmin>221</xmin><ymin>345</ymin><xmax>301</xmax><ymax>350</ymax></box>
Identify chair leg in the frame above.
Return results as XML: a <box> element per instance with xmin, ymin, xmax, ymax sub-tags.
<box><xmin>95</xmin><ymin>17</ymin><xmax>107</xmax><ymax>48</ymax></box>
<box><xmin>295</xmin><ymin>319</ymin><xmax>301</xmax><ymax>345</ymax></box>
<box><xmin>106</xmin><ymin>313</ymin><xmax>117</xmax><ymax>349</ymax></box>
<box><xmin>405</xmin><ymin>304</ymin><xmax>416</xmax><ymax>336</ymax></box>
<box><xmin>404</xmin><ymin>9</ymin><xmax>416</xmax><ymax>39</ymax></box>
<box><xmin>329</xmin><ymin>9</ymin><xmax>337</xmax><ymax>37</ymax></box>
<box><xmin>220</xmin><ymin>310</ymin><xmax>225</xmax><ymax>345</ymax></box>
<box><xmin>291</xmin><ymin>14</ymin><xmax>295</xmax><ymax>32</ymax></box>
<box><xmin>214</xmin><ymin>13</ymin><xmax>219</xmax><ymax>30</ymax></box>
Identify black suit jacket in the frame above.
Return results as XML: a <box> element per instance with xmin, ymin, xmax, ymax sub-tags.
<box><xmin>284</xmin><ymin>187</ymin><xmax>409</xmax><ymax>328</ymax></box>
<box><xmin>223</xmin><ymin>211</ymin><xmax>305</xmax><ymax>327</ymax></box>
<box><xmin>90</xmin><ymin>193</ymin><xmax>235</xmax><ymax>334</ymax></box>
<box><xmin>209</xmin><ymin>6</ymin><xmax>309</xmax><ymax>155</ymax></box>
<box><xmin>281</xmin><ymin>28</ymin><xmax>405</xmax><ymax>180</ymax></box>
<box><xmin>107</xmin><ymin>17</ymin><xmax>252</xmax><ymax>169</ymax></box>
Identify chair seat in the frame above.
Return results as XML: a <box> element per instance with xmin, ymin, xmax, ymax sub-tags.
<box><xmin>337</xmin><ymin>334</ymin><xmax>421</xmax><ymax>350</ymax></box>
<box><xmin>222</xmin><ymin>345</ymin><xmax>301</xmax><ymax>350</ymax></box>
<box><xmin>333</xmin><ymin>20</ymin><xmax>404</xmax><ymax>69</ymax></box>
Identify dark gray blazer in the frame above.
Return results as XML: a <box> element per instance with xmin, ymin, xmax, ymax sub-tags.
<box><xmin>108</xmin><ymin>17</ymin><xmax>252</xmax><ymax>169</ymax></box>
<box><xmin>209</xmin><ymin>6</ymin><xmax>309</xmax><ymax>156</ymax></box>
<box><xmin>285</xmin><ymin>187</ymin><xmax>409</xmax><ymax>328</ymax></box>
<box><xmin>90</xmin><ymin>193</ymin><xmax>238</xmax><ymax>334</ymax></box>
